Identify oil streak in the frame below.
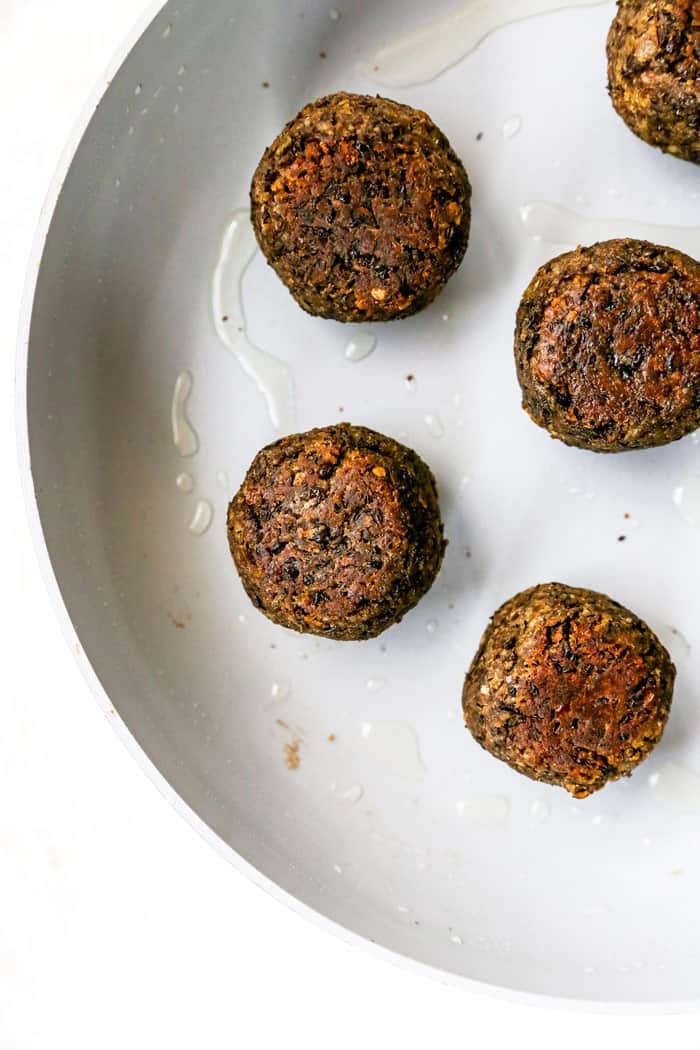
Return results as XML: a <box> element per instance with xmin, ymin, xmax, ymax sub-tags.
<box><xmin>360</xmin><ymin>0</ymin><xmax>609</xmax><ymax>87</ymax></box>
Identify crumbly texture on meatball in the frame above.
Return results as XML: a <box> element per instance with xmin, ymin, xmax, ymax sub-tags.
<box><xmin>250</xmin><ymin>92</ymin><xmax>471</xmax><ymax>322</ymax></box>
<box><xmin>607</xmin><ymin>0</ymin><xmax>700</xmax><ymax>165</ymax></box>
<box><xmin>227</xmin><ymin>424</ymin><xmax>446</xmax><ymax>640</ymax></box>
<box><xmin>462</xmin><ymin>583</ymin><xmax>675</xmax><ymax>798</ymax></box>
<box><xmin>514</xmin><ymin>239</ymin><xmax>700</xmax><ymax>452</ymax></box>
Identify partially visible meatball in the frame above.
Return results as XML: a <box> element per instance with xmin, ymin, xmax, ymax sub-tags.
<box><xmin>227</xmin><ymin>424</ymin><xmax>446</xmax><ymax>640</ymax></box>
<box><xmin>515</xmin><ymin>238</ymin><xmax>700</xmax><ymax>452</ymax></box>
<box><xmin>462</xmin><ymin>583</ymin><xmax>675</xmax><ymax>798</ymax></box>
<box><xmin>607</xmin><ymin>0</ymin><xmax>700</xmax><ymax>165</ymax></box>
<box><xmin>250</xmin><ymin>92</ymin><xmax>471</xmax><ymax>322</ymax></box>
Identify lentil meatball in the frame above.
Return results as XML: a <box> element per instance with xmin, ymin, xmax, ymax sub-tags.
<box><xmin>515</xmin><ymin>238</ymin><xmax>700</xmax><ymax>452</ymax></box>
<box><xmin>462</xmin><ymin>583</ymin><xmax>675</xmax><ymax>798</ymax></box>
<box><xmin>607</xmin><ymin>0</ymin><xmax>700</xmax><ymax>165</ymax></box>
<box><xmin>227</xmin><ymin>424</ymin><xmax>446</xmax><ymax>640</ymax></box>
<box><xmin>250</xmin><ymin>92</ymin><xmax>471</xmax><ymax>322</ymax></box>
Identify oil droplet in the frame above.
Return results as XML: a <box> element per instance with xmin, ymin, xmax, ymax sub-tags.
<box><xmin>176</xmin><ymin>472</ymin><xmax>194</xmax><ymax>493</ymax></box>
<box><xmin>529</xmin><ymin>798</ymin><xmax>551</xmax><ymax>824</ymax></box>
<box><xmin>649</xmin><ymin>764</ymin><xmax>700</xmax><ymax>814</ymax></box>
<box><xmin>502</xmin><ymin>114</ymin><xmax>522</xmax><ymax>139</ymax></box>
<box><xmin>341</xmin><ymin>785</ymin><xmax>364</xmax><ymax>803</ymax></box>
<box><xmin>456</xmin><ymin>795</ymin><xmax>510</xmax><ymax>826</ymax></box>
<box><xmin>654</xmin><ymin>624</ymin><xmax>691</xmax><ymax>663</ymax></box>
<box><xmin>171</xmin><ymin>371</ymin><xmax>199</xmax><ymax>457</ymax></box>
<box><xmin>449</xmin><ymin>932</ymin><xmax>463</xmax><ymax>945</ymax></box>
<box><xmin>344</xmin><ymin>330</ymin><xmax>376</xmax><ymax>362</ymax></box>
<box><xmin>358</xmin><ymin>0</ymin><xmax>608</xmax><ymax>87</ymax></box>
<box><xmin>329</xmin><ymin>6</ymin><xmax>340</xmax><ymax>18</ymax></box>
<box><xmin>212</xmin><ymin>210</ymin><xmax>295</xmax><ymax>433</ymax></box>
<box><xmin>591</xmin><ymin>812</ymin><xmax>617</xmax><ymax>830</ymax></box>
<box><xmin>188</xmin><ymin>499</ymin><xmax>213</xmax><ymax>536</ymax></box>
<box><xmin>177</xmin><ymin>64</ymin><xmax>186</xmax><ymax>76</ymax></box>
<box><xmin>361</xmin><ymin>721</ymin><xmax>425</xmax><ymax>780</ymax></box>
<box><xmin>161</xmin><ymin>23</ymin><xmax>172</xmax><ymax>39</ymax></box>
<box><xmin>332</xmin><ymin>863</ymin><xmax>344</xmax><ymax>875</ymax></box>
<box><xmin>673</xmin><ymin>477</ymin><xmax>700</xmax><ymax>528</ymax></box>
<box><xmin>270</xmin><ymin>680</ymin><xmax>290</xmax><ymax>701</ymax></box>
<box><xmin>521</xmin><ymin>201</ymin><xmax>700</xmax><ymax>257</ymax></box>
<box><xmin>424</xmin><ymin>413</ymin><xmax>444</xmax><ymax>438</ymax></box>
<box><xmin>134</xmin><ymin>84</ymin><xmax>142</xmax><ymax>96</ymax></box>
<box><xmin>217</xmin><ymin>470</ymin><xmax>229</xmax><ymax>489</ymax></box>
<box><xmin>397</xmin><ymin>904</ymin><xmax>410</xmax><ymax>913</ymax></box>
<box><xmin>426</xmin><ymin>620</ymin><xmax>438</xmax><ymax>636</ymax></box>
<box><xmin>366</xmin><ymin>677</ymin><xmax>387</xmax><ymax>693</ymax></box>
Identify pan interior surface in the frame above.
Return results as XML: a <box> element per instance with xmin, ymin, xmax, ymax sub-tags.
<box><xmin>25</xmin><ymin>0</ymin><xmax>700</xmax><ymax>1005</ymax></box>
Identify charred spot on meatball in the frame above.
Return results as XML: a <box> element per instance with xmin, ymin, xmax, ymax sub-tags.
<box><xmin>607</xmin><ymin>0</ymin><xmax>700</xmax><ymax>165</ymax></box>
<box><xmin>514</xmin><ymin>238</ymin><xmax>700</xmax><ymax>452</ymax></box>
<box><xmin>227</xmin><ymin>424</ymin><xmax>446</xmax><ymax>640</ymax></box>
<box><xmin>250</xmin><ymin>92</ymin><xmax>472</xmax><ymax>322</ymax></box>
<box><xmin>462</xmin><ymin>583</ymin><xmax>675</xmax><ymax>798</ymax></box>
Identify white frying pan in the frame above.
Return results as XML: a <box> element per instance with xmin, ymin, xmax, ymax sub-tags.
<box><xmin>17</xmin><ymin>0</ymin><xmax>700</xmax><ymax>1008</ymax></box>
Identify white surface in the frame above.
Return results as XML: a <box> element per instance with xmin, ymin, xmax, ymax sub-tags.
<box><xmin>3</xmin><ymin>0</ymin><xmax>700</xmax><ymax>1044</ymax></box>
<box><xmin>23</xmin><ymin>0</ymin><xmax>700</xmax><ymax>1004</ymax></box>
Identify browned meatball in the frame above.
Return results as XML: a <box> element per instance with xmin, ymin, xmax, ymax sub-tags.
<box><xmin>250</xmin><ymin>92</ymin><xmax>471</xmax><ymax>322</ymax></box>
<box><xmin>227</xmin><ymin>424</ymin><xmax>446</xmax><ymax>640</ymax></box>
<box><xmin>514</xmin><ymin>239</ymin><xmax>700</xmax><ymax>452</ymax></box>
<box><xmin>462</xmin><ymin>583</ymin><xmax>675</xmax><ymax>798</ymax></box>
<box><xmin>607</xmin><ymin>0</ymin><xmax>700</xmax><ymax>165</ymax></box>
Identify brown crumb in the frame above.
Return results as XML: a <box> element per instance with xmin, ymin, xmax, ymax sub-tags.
<box><xmin>328</xmin><ymin>733</ymin><xmax>336</xmax><ymax>742</ymax></box>
<box><xmin>319</xmin><ymin>50</ymin><xmax>327</xmax><ymax>59</ymax></box>
<box><xmin>406</xmin><ymin>374</ymin><xmax>415</xmax><ymax>383</ymax></box>
<box><xmin>262</xmin><ymin>81</ymin><xmax>270</xmax><ymax>88</ymax></box>
<box><xmin>373</xmin><ymin>65</ymin><xmax>379</xmax><ymax>72</ymax></box>
<box><xmin>222</xmin><ymin>315</ymin><xmax>229</xmax><ymax>322</ymax></box>
<box><xmin>284</xmin><ymin>740</ymin><xmax>301</xmax><ymax>770</ymax></box>
<box><xmin>476</xmin><ymin>132</ymin><xmax>483</xmax><ymax>141</ymax></box>
<box><xmin>276</xmin><ymin>718</ymin><xmax>289</xmax><ymax>729</ymax></box>
<box><xmin>624</xmin><ymin>512</ymin><xmax>630</xmax><ymax>519</ymax></box>
<box><xmin>618</xmin><ymin>535</ymin><xmax>626</xmax><ymax>542</ymax></box>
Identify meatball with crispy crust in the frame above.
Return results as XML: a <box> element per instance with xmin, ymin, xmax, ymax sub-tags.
<box><xmin>227</xmin><ymin>424</ymin><xmax>446</xmax><ymax>640</ymax></box>
<box><xmin>250</xmin><ymin>92</ymin><xmax>471</xmax><ymax>322</ymax></box>
<box><xmin>462</xmin><ymin>583</ymin><xmax>675</xmax><ymax>798</ymax></box>
<box><xmin>607</xmin><ymin>0</ymin><xmax>700</xmax><ymax>165</ymax></box>
<box><xmin>515</xmin><ymin>239</ymin><xmax>700</xmax><ymax>452</ymax></box>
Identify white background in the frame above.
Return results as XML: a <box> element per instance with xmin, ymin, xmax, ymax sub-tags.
<box><xmin>2</xmin><ymin>1</ymin><xmax>700</xmax><ymax>1045</ymax></box>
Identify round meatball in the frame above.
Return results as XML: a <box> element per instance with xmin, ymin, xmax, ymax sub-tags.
<box><xmin>462</xmin><ymin>583</ymin><xmax>675</xmax><ymax>798</ymax></box>
<box><xmin>607</xmin><ymin>0</ymin><xmax>700</xmax><ymax>165</ymax></box>
<box><xmin>515</xmin><ymin>238</ymin><xmax>700</xmax><ymax>452</ymax></box>
<box><xmin>227</xmin><ymin>424</ymin><xmax>446</xmax><ymax>640</ymax></box>
<box><xmin>250</xmin><ymin>92</ymin><xmax>471</xmax><ymax>322</ymax></box>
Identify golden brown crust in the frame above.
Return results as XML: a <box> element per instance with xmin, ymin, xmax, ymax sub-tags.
<box><xmin>607</xmin><ymin>0</ymin><xmax>700</xmax><ymax>164</ymax></box>
<box><xmin>514</xmin><ymin>239</ymin><xmax>700</xmax><ymax>452</ymax></box>
<box><xmin>227</xmin><ymin>424</ymin><xmax>446</xmax><ymax>640</ymax></box>
<box><xmin>462</xmin><ymin>583</ymin><xmax>675</xmax><ymax>797</ymax></box>
<box><xmin>250</xmin><ymin>92</ymin><xmax>471</xmax><ymax>322</ymax></box>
